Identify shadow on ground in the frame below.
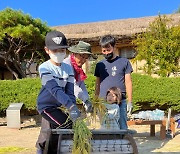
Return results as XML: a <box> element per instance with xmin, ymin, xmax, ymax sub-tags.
<box><xmin>132</xmin><ymin>128</ymin><xmax>180</xmax><ymax>154</ymax></box>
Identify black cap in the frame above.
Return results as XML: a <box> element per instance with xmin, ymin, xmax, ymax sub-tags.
<box><xmin>45</xmin><ymin>31</ymin><xmax>69</xmax><ymax>50</ymax></box>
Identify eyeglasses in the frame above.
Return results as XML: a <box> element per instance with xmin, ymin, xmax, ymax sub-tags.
<box><xmin>79</xmin><ymin>54</ymin><xmax>89</xmax><ymax>60</ymax></box>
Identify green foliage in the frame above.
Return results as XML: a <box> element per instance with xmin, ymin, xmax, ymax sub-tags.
<box><xmin>0</xmin><ymin>8</ymin><xmax>49</xmax><ymax>42</ymax></box>
<box><xmin>85</xmin><ymin>73</ymin><xmax>180</xmax><ymax>112</ymax></box>
<box><xmin>87</xmin><ymin>60</ymin><xmax>97</xmax><ymax>74</ymax></box>
<box><xmin>87</xmin><ymin>55</ymin><xmax>104</xmax><ymax>74</ymax></box>
<box><xmin>84</xmin><ymin>74</ymin><xmax>96</xmax><ymax>100</ymax></box>
<box><xmin>72</xmin><ymin>119</ymin><xmax>92</xmax><ymax>154</ymax></box>
<box><xmin>0</xmin><ymin>8</ymin><xmax>51</xmax><ymax>79</ymax></box>
<box><xmin>133</xmin><ymin>15</ymin><xmax>180</xmax><ymax>77</ymax></box>
<box><xmin>0</xmin><ymin>147</ymin><xmax>26</xmax><ymax>153</ymax></box>
<box><xmin>175</xmin><ymin>7</ymin><xmax>180</xmax><ymax>13</ymax></box>
<box><xmin>0</xmin><ymin>74</ymin><xmax>179</xmax><ymax>114</ymax></box>
<box><xmin>132</xmin><ymin>73</ymin><xmax>180</xmax><ymax>111</ymax></box>
<box><xmin>0</xmin><ymin>78</ymin><xmax>41</xmax><ymax>112</ymax></box>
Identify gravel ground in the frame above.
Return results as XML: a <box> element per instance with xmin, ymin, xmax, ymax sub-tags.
<box><xmin>0</xmin><ymin>115</ymin><xmax>180</xmax><ymax>154</ymax></box>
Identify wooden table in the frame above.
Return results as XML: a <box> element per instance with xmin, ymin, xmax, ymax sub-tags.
<box><xmin>127</xmin><ymin>118</ymin><xmax>175</xmax><ymax>140</ymax></box>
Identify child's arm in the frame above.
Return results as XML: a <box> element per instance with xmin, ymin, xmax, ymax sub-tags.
<box><xmin>39</xmin><ymin>66</ymin><xmax>74</xmax><ymax>109</ymax></box>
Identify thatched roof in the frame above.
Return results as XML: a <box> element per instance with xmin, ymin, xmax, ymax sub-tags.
<box><xmin>53</xmin><ymin>13</ymin><xmax>180</xmax><ymax>42</ymax></box>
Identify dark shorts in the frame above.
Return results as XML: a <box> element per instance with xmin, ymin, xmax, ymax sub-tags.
<box><xmin>41</xmin><ymin>107</ymin><xmax>72</xmax><ymax>129</ymax></box>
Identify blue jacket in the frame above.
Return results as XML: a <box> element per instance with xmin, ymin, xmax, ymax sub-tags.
<box><xmin>37</xmin><ymin>60</ymin><xmax>76</xmax><ymax>113</ymax></box>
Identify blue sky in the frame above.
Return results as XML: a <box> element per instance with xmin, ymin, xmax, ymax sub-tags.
<box><xmin>0</xmin><ymin>0</ymin><xmax>179</xmax><ymax>27</ymax></box>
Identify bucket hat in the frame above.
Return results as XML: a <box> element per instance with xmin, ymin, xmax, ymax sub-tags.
<box><xmin>68</xmin><ymin>41</ymin><xmax>97</xmax><ymax>59</ymax></box>
<box><xmin>68</xmin><ymin>41</ymin><xmax>92</xmax><ymax>54</ymax></box>
<box><xmin>45</xmin><ymin>31</ymin><xmax>69</xmax><ymax>50</ymax></box>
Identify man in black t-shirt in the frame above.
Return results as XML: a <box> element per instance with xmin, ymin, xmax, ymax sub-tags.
<box><xmin>94</xmin><ymin>35</ymin><xmax>133</xmax><ymax>129</ymax></box>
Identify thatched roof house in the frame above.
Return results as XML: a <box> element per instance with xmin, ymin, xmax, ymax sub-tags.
<box><xmin>53</xmin><ymin>13</ymin><xmax>180</xmax><ymax>74</ymax></box>
<box><xmin>53</xmin><ymin>13</ymin><xmax>180</xmax><ymax>56</ymax></box>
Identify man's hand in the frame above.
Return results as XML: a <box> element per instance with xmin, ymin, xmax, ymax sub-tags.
<box><xmin>84</xmin><ymin>100</ymin><xmax>93</xmax><ymax>113</ymax></box>
<box><xmin>127</xmin><ymin>102</ymin><xmax>133</xmax><ymax>115</ymax></box>
<box><xmin>69</xmin><ymin>105</ymin><xmax>81</xmax><ymax>122</ymax></box>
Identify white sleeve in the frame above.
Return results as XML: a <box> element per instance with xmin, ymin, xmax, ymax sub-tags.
<box><xmin>74</xmin><ymin>80</ymin><xmax>89</xmax><ymax>102</ymax></box>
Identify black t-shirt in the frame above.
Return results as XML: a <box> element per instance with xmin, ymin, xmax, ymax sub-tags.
<box><xmin>94</xmin><ymin>56</ymin><xmax>133</xmax><ymax>99</ymax></box>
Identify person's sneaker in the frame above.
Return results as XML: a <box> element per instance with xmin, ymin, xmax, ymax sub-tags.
<box><xmin>36</xmin><ymin>149</ymin><xmax>43</xmax><ymax>154</ymax></box>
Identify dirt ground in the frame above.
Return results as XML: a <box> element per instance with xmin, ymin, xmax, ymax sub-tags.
<box><xmin>0</xmin><ymin>115</ymin><xmax>180</xmax><ymax>154</ymax></box>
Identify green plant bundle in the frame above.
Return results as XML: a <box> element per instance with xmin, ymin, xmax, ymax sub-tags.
<box><xmin>72</xmin><ymin>119</ymin><xmax>92</xmax><ymax>154</ymax></box>
<box><xmin>91</xmin><ymin>97</ymin><xmax>107</xmax><ymax>124</ymax></box>
<box><xmin>102</xmin><ymin>112</ymin><xmax>112</xmax><ymax>129</ymax></box>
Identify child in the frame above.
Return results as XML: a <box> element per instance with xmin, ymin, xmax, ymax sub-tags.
<box><xmin>36</xmin><ymin>30</ymin><xmax>80</xmax><ymax>154</ymax></box>
<box><xmin>36</xmin><ymin>41</ymin><xmax>94</xmax><ymax>153</ymax></box>
<box><xmin>101</xmin><ymin>87</ymin><xmax>122</xmax><ymax>130</ymax></box>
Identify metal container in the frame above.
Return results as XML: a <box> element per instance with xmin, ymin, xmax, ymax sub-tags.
<box><xmin>43</xmin><ymin>129</ymin><xmax>138</xmax><ymax>154</ymax></box>
<box><xmin>6</xmin><ymin>103</ymin><xmax>23</xmax><ymax>129</ymax></box>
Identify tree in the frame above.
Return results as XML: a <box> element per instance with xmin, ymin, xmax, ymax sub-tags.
<box><xmin>175</xmin><ymin>6</ymin><xmax>180</xmax><ymax>13</ymax></box>
<box><xmin>133</xmin><ymin>15</ymin><xmax>180</xmax><ymax>77</ymax></box>
<box><xmin>0</xmin><ymin>8</ymin><xmax>51</xmax><ymax>79</ymax></box>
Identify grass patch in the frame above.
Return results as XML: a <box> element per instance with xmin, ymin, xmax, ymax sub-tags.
<box><xmin>0</xmin><ymin>147</ymin><xmax>26</xmax><ymax>153</ymax></box>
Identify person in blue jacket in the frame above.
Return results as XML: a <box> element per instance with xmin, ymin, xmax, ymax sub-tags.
<box><xmin>36</xmin><ymin>30</ymin><xmax>81</xmax><ymax>154</ymax></box>
<box><xmin>36</xmin><ymin>40</ymin><xmax>94</xmax><ymax>154</ymax></box>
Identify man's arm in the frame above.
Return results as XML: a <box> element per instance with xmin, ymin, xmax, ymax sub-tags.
<box><xmin>125</xmin><ymin>73</ymin><xmax>132</xmax><ymax>103</ymax></box>
<box><xmin>95</xmin><ymin>77</ymin><xmax>100</xmax><ymax>97</ymax></box>
<box><xmin>74</xmin><ymin>81</ymin><xmax>89</xmax><ymax>102</ymax></box>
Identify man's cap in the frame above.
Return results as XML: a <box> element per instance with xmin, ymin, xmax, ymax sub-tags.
<box><xmin>68</xmin><ymin>41</ymin><xmax>97</xmax><ymax>59</ymax></box>
<box><xmin>45</xmin><ymin>31</ymin><xmax>69</xmax><ymax>50</ymax></box>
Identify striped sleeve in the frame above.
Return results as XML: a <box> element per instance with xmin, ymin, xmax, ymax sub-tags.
<box><xmin>38</xmin><ymin>65</ymin><xmax>74</xmax><ymax>109</ymax></box>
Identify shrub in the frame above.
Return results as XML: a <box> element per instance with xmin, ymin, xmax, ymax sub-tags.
<box><xmin>0</xmin><ymin>78</ymin><xmax>41</xmax><ymax>113</ymax></box>
<box><xmin>0</xmin><ymin>73</ymin><xmax>179</xmax><ymax>114</ymax></box>
<box><xmin>132</xmin><ymin>73</ymin><xmax>180</xmax><ymax>111</ymax></box>
<box><xmin>85</xmin><ymin>73</ymin><xmax>180</xmax><ymax>112</ymax></box>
